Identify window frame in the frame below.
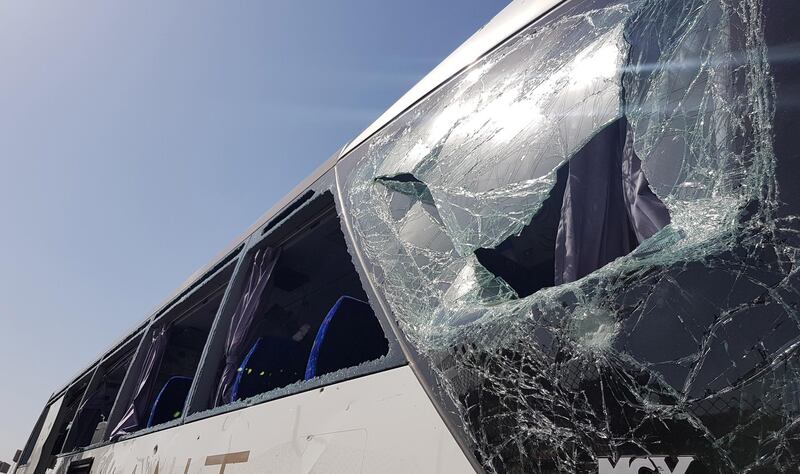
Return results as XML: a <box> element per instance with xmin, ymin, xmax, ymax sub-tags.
<box><xmin>17</xmin><ymin>323</ymin><xmax>149</xmax><ymax>468</ymax></box>
<box><xmin>59</xmin><ymin>332</ymin><xmax>144</xmax><ymax>454</ymax></box>
<box><xmin>47</xmin><ymin>170</ymin><xmax>409</xmax><ymax>453</ymax></box>
<box><xmin>101</xmin><ymin>249</ymin><xmax>241</xmax><ymax>442</ymax></box>
<box><xmin>16</xmin><ymin>404</ymin><xmax>51</xmax><ymax>469</ymax></box>
<box><xmin>182</xmin><ymin>175</ymin><xmax>406</xmax><ymax>425</ymax></box>
<box><xmin>19</xmin><ymin>371</ymin><xmax>93</xmax><ymax>471</ymax></box>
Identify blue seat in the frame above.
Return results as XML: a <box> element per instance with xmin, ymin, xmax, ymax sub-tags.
<box><xmin>146</xmin><ymin>376</ymin><xmax>192</xmax><ymax>428</ymax></box>
<box><xmin>232</xmin><ymin>336</ymin><xmax>309</xmax><ymax>401</ymax></box>
<box><xmin>305</xmin><ymin>296</ymin><xmax>388</xmax><ymax>380</ymax></box>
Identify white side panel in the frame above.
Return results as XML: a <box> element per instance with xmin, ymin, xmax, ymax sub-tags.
<box><xmin>16</xmin><ymin>397</ymin><xmax>63</xmax><ymax>474</ymax></box>
<box><xmin>53</xmin><ymin>367</ymin><xmax>474</xmax><ymax>474</ymax></box>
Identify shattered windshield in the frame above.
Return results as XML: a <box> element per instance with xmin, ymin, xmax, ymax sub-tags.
<box><xmin>342</xmin><ymin>0</ymin><xmax>799</xmax><ymax>471</ymax></box>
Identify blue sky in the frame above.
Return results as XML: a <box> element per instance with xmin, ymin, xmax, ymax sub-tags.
<box><xmin>0</xmin><ymin>0</ymin><xmax>507</xmax><ymax>460</ymax></box>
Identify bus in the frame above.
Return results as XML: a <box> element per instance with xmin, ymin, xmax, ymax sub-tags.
<box><xmin>10</xmin><ymin>0</ymin><xmax>800</xmax><ymax>472</ymax></box>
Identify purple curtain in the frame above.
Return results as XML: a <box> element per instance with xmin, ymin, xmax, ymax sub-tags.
<box><xmin>555</xmin><ymin>118</ymin><xmax>669</xmax><ymax>284</ymax></box>
<box><xmin>620</xmin><ymin>125</ymin><xmax>671</xmax><ymax>243</ymax></box>
<box><xmin>108</xmin><ymin>325</ymin><xmax>169</xmax><ymax>439</ymax></box>
<box><xmin>215</xmin><ymin>246</ymin><xmax>280</xmax><ymax>406</ymax></box>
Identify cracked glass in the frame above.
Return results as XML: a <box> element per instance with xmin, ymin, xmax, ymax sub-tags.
<box><xmin>341</xmin><ymin>0</ymin><xmax>800</xmax><ymax>472</ymax></box>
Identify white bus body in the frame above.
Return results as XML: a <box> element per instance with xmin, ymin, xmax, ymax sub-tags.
<box><xmin>11</xmin><ymin>0</ymin><xmax>800</xmax><ymax>472</ymax></box>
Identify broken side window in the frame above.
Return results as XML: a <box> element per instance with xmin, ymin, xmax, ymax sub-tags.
<box><xmin>61</xmin><ymin>334</ymin><xmax>143</xmax><ymax>452</ymax></box>
<box><xmin>214</xmin><ymin>192</ymin><xmax>390</xmax><ymax>407</ymax></box>
<box><xmin>50</xmin><ymin>382</ymin><xmax>89</xmax><ymax>457</ymax></box>
<box><xmin>108</xmin><ymin>262</ymin><xmax>235</xmax><ymax>438</ymax></box>
<box><xmin>25</xmin><ymin>372</ymin><xmax>93</xmax><ymax>466</ymax></box>
<box><xmin>75</xmin><ymin>355</ymin><xmax>133</xmax><ymax>447</ymax></box>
